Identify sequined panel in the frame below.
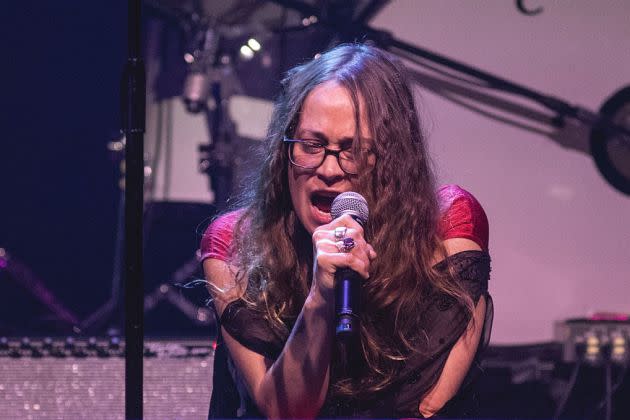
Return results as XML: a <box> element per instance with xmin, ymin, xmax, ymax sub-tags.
<box><xmin>0</xmin><ymin>338</ymin><xmax>213</xmax><ymax>419</ymax></box>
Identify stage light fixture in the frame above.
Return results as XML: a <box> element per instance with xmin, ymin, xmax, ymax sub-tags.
<box><xmin>610</xmin><ymin>333</ymin><xmax>628</xmax><ymax>364</ymax></box>
<box><xmin>240</xmin><ymin>44</ymin><xmax>254</xmax><ymax>60</ymax></box>
<box><xmin>247</xmin><ymin>38</ymin><xmax>261</xmax><ymax>52</ymax></box>
<box><xmin>584</xmin><ymin>333</ymin><xmax>602</xmax><ymax>364</ymax></box>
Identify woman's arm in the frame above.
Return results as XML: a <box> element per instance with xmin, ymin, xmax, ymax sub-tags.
<box><xmin>220</xmin><ymin>280</ymin><xmax>335</xmax><ymax>419</ymax></box>
<box><xmin>204</xmin><ymin>214</ymin><xmax>374</xmax><ymax>419</ymax></box>
<box><xmin>418</xmin><ymin>238</ymin><xmax>487</xmax><ymax>417</ymax></box>
<box><xmin>206</xmin><ymin>258</ymin><xmax>333</xmax><ymax>418</ymax></box>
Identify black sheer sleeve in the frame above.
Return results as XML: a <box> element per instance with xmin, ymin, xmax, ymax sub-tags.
<box><xmin>392</xmin><ymin>250</ymin><xmax>492</xmax><ymax>418</ymax></box>
<box><xmin>220</xmin><ymin>300</ymin><xmax>285</xmax><ymax>360</ymax></box>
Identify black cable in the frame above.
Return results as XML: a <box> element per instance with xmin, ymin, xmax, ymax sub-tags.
<box><xmin>605</xmin><ymin>362</ymin><xmax>612</xmax><ymax>420</ymax></box>
<box><xmin>163</xmin><ymin>98</ymin><xmax>173</xmax><ymax>199</ymax></box>
<box><xmin>394</xmin><ymin>46</ymin><xmax>491</xmax><ymax>89</ymax></box>
<box><xmin>425</xmin><ymin>85</ymin><xmax>552</xmax><ymax>137</ymax></box>
<box><xmin>591</xmin><ymin>361</ymin><xmax>628</xmax><ymax>419</ymax></box>
<box><xmin>355</xmin><ymin>0</ymin><xmax>391</xmax><ymax>24</ymax></box>
<box><xmin>110</xmin><ymin>189</ymin><xmax>125</xmax><ymax>314</ymax></box>
<box><xmin>553</xmin><ymin>360</ymin><xmax>582</xmax><ymax>420</ymax></box>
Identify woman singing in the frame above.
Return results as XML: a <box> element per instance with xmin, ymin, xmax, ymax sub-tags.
<box><xmin>199</xmin><ymin>43</ymin><xmax>491</xmax><ymax>418</ymax></box>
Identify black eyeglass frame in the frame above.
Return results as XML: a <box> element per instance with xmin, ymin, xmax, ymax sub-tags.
<box><xmin>283</xmin><ymin>136</ymin><xmax>367</xmax><ymax>175</ymax></box>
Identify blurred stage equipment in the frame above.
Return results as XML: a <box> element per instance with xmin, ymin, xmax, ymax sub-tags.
<box><xmin>552</xmin><ymin>317</ymin><xmax>630</xmax><ymax>420</ymax></box>
<box><xmin>144</xmin><ymin>0</ymin><xmax>630</xmax><ymax>200</ymax></box>
<box><xmin>2</xmin><ymin>336</ymin><xmax>627</xmax><ymax>419</ymax></box>
<box><xmin>175</xmin><ymin>9</ymin><xmax>236</xmax><ymax>207</ymax></box>
<box><xmin>80</xmin><ymin>170</ymin><xmax>216</xmax><ymax>337</ymax></box>
<box><xmin>0</xmin><ymin>336</ymin><xmax>213</xmax><ymax>420</ymax></box>
<box><xmin>590</xmin><ymin>87</ymin><xmax>630</xmax><ymax>195</ymax></box>
<box><xmin>254</xmin><ymin>0</ymin><xmax>630</xmax><ymax>196</ymax></box>
<box><xmin>479</xmin><ymin>342</ymin><xmax>629</xmax><ymax>420</ymax></box>
<box><xmin>555</xmin><ymin>317</ymin><xmax>630</xmax><ymax>365</ymax></box>
<box><xmin>516</xmin><ymin>0</ymin><xmax>544</xmax><ymax>16</ymax></box>
<box><xmin>0</xmin><ymin>249</ymin><xmax>80</xmax><ymax>335</ymax></box>
<box><xmin>140</xmin><ymin>201</ymin><xmax>216</xmax><ymax>336</ymax></box>
<box><xmin>98</xmin><ymin>0</ymin><xmax>338</xmax><ymax>344</ymax></box>
<box><xmin>145</xmin><ymin>0</ymin><xmax>329</xmax><ymax>207</ymax></box>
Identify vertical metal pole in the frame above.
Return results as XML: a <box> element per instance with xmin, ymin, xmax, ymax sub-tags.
<box><xmin>122</xmin><ymin>0</ymin><xmax>145</xmax><ymax>418</ymax></box>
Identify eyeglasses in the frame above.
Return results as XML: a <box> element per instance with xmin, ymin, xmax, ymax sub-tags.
<box><xmin>284</xmin><ymin>137</ymin><xmax>371</xmax><ymax>175</ymax></box>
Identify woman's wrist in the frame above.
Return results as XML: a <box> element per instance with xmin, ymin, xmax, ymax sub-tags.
<box><xmin>306</xmin><ymin>284</ymin><xmax>335</xmax><ymax>318</ymax></box>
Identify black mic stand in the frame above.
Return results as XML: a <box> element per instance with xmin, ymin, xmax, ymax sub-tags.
<box><xmin>198</xmin><ymin>77</ymin><xmax>238</xmax><ymax>211</ymax></box>
<box><xmin>121</xmin><ymin>0</ymin><xmax>145</xmax><ymax>418</ymax></box>
<box><xmin>174</xmin><ymin>10</ymin><xmax>238</xmax><ymax>210</ymax></box>
<box><xmin>183</xmin><ymin>22</ymin><xmax>240</xmax><ymax>210</ymax></box>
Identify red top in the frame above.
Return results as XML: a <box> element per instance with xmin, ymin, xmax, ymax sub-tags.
<box><xmin>198</xmin><ymin>184</ymin><xmax>489</xmax><ymax>263</ymax></box>
<box><xmin>436</xmin><ymin>184</ymin><xmax>489</xmax><ymax>250</ymax></box>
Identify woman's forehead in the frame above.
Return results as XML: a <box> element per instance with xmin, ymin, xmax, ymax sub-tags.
<box><xmin>296</xmin><ymin>81</ymin><xmax>371</xmax><ymax>139</ymax></box>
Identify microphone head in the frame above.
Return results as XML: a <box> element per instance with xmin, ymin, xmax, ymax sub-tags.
<box><xmin>330</xmin><ymin>192</ymin><xmax>369</xmax><ymax>226</ymax></box>
<box><xmin>182</xmin><ymin>72</ymin><xmax>211</xmax><ymax>114</ymax></box>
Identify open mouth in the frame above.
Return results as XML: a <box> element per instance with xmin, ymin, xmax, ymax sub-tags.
<box><xmin>310</xmin><ymin>192</ymin><xmax>337</xmax><ymax>216</ymax></box>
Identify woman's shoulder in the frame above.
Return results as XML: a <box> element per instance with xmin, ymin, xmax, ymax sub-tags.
<box><xmin>437</xmin><ymin>185</ymin><xmax>489</xmax><ymax>251</ymax></box>
<box><xmin>198</xmin><ymin>209</ymin><xmax>245</xmax><ymax>263</ymax></box>
<box><xmin>210</xmin><ymin>209</ymin><xmax>244</xmax><ymax>231</ymax></box>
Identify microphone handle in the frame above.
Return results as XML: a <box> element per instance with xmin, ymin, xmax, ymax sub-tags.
<box><xmin>335</xmin><ymin>268</ymin><xmax>361</xmax><ymax>339</ymax></box>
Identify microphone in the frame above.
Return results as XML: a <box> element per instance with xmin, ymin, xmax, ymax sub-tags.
<box><xmin>182</xmin><ymin>28</ymin><xmax>219</xmax><ymax>114</ymax></box>
<box><xmin>330</xmin><ymin>192</ymin><xmax>369</xmax><ymax>339</ymax></box>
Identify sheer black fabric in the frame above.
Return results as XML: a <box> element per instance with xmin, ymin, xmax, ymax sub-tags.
<box><xmin>208</xmin><ymin>250</ymin><xmax>491</xmax><ymax>419</ymax></box>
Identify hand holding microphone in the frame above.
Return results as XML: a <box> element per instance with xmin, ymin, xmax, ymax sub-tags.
<box><xmin>329</xmin><ymin>192</ymin><xmax>371</xmax><ymax>339</ymax></box>
<box><xmin>311</xmin><ymin>192</ymin><xmax>375</xmax><ymax>338</ymax></box>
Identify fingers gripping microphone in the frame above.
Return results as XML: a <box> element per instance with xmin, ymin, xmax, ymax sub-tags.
<box><xmin>330</xmin><ymin>192</ymin><xmax>369</xmax><ymax>339</ymax></box>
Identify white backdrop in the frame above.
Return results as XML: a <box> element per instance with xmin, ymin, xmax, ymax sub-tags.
<box><xmin>146</xmin><ymin>0</ymin><xmax>630</xmax><ymax>344</ymax></box>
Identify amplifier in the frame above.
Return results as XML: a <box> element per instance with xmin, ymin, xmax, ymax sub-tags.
<box><xmin>554</xmin><ymin>318</ymin><xmax>630</xmax><ymax>364</ymax></box>
<box><xmin>0</xmin><ymin>337</ymin><xmax>214</xmax><ymax>419</ymax></box>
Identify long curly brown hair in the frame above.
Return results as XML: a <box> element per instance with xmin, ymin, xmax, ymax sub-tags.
<box><xmin>228</xmin><ymin>43</ymin><xmax>472</xmax><ymax>397</ymax></box>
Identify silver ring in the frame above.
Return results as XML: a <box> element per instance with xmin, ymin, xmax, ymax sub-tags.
<box><xmin>336</xmin><ymin>237</ymin><xmax>356</xmax><ymax>253</ymax></box>
<box><xmin>334</xmin><ymin>226</ymin><xmax>347</xmax><ymax>240</ymax></box>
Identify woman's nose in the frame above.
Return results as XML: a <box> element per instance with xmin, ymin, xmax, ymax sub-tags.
<box><xmin>316</xmin><ymin>153</ymin><xmax>345</xmax><ymax>181</ymax></box>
